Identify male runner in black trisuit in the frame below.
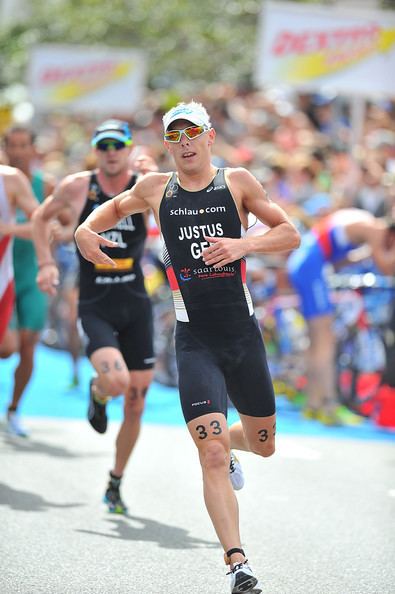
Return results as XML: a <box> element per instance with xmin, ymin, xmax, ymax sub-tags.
<box><xmin>33</xmin><ymin>120</ymin><xmax>156</xmax><ymax>513</ymax></box>
<box><xmin>74</xmin><ymin>102</ymin><xmax>300</xmax><ymax>592</ymax></box>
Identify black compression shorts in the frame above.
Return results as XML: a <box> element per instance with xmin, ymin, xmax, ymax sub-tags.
<box><xmin>175</xmin><ymin>315</ymin><xmax>275</xmax><ymax>423</ymax></box>
<box><xmin>78</xmin><ymin>290</ymin><xmax>154</xmax><ymax>371</ymax></box>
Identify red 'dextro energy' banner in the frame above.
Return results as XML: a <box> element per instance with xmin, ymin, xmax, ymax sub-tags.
<box><xmin>255</xmin><ymin>1</ymin><xmax>395</xmax><ymax>97</ymax></box>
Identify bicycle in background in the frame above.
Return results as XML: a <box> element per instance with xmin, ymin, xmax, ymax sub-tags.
<box><xmin>330</xmin><ymin>270</ymin><xmax>395</xmax><ymax>420</ymax></box>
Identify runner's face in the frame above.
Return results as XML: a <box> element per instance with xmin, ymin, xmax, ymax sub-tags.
<box><xmin>95</xmin><ymin>139</ymin><xmax>131</xmax><ymax>177</ymax></box>
<box><xmin>4</xmin><ymin>131</ymin><xmax>35</xmax><ymax>171</ymax></box>
<box><xmin>164</xmin><ymin>119</ymin><xmax>215</xmax><ymax>173</ymax></box>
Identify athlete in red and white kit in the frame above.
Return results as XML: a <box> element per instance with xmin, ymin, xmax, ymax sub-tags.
<box><xmin>0</xmin><ymin>165</ymin><xmax>39</xmax><ymax>345</ymax></box>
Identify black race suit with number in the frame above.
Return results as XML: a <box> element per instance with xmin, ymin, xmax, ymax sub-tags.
<box><xmin>159</xmin><ymin>168</ymin><xmax>275</xmax><ymax>421</ymax></box>
<box><xmin>77</xmin><ymin>171</ymin><xmax>154</xmax><ymax>370</ymax></box>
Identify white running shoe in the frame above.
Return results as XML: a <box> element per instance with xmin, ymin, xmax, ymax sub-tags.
<box><xmin>7</xmin><ymin>412</ymin><xmax>29</xmax><ymax>437</ymax></box>
<box><xmin>229</xmin><ymin>561</ymin><xmax>262</xmax><ymax>593</ymax></box>
<box><xmin>229</xmin><ymin>451</ymin><xmax>244</xmax><ymax>491</ymax></box>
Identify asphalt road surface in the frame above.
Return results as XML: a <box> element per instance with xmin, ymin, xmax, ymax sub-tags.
<box><xmin>1</xmin><ymin>418</ymin><xmax>394</xmax><ymax>594</ymax></box>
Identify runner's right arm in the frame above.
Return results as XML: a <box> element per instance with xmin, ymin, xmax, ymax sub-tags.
<box><xmin>75</xmin><ymin>172</ymin><xmax>160</xmax><ymax>267</ymax></box>
<box><xmin>13</xmin><ymin>167</ymin><xmax>39</xmax><ymax>219</ymax></box>
<box><xmin>32</xmin><ymin>176</ymin><xmax>82</xmax><ymax>295</ymax></box>
<box><xmin>0</xmin><ymin>167</ymin><xmax>39</xmax><ymax>239</ymax></box>
<box><xmin>370</xmin><ymin>230</ymin><xmax>395</xmax><ymax>275</ymax></box>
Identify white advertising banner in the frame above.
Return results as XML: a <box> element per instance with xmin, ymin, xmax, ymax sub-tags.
<box><xmin>255</xmin><ymin>1</ymin><xmax>395</xmax><ymax>97</ymax></box>
<box><xmin>28</xmin><ymin>44</ymin><xmax>147</xmax><ymax>114</ymax></box>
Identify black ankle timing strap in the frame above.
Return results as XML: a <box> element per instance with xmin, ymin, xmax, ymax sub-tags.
<box><xmin>226</xmin><ymin>548</ymin><xmax>245</xmax><ymax>558</ymax></box>
<box><xmin>109</xmin><ymin>472</ymin><xmax>122</xmax><ymax>486</ymax></box>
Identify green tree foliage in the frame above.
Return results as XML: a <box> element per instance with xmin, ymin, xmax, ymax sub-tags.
<box><xmin>0</xmin><ymin>0</ymin><xmax>262</xmax><ymax>90</ymax></box>
<box><xmin>0</xmin><ymin>0</ymin><xmax>393</xmax><ymax>91</ymax></box>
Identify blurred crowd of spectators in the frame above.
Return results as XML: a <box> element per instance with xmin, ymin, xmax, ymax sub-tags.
<box><xmin>1</xmin><ymin>85</ymin><xmax>394</xmax><ymax>409</ymax></box>
<box><xmin>1</xmin><ymin>85</ymin><xmax>394</xmax><ymax>225</ymax></box>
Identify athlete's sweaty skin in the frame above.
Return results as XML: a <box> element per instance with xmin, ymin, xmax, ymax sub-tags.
<box><xmin>74</xmin><ymin>103</ymin><xmax>300</xmax><ymax>589</ymax></box>
<box><xmin>33</xmin><ymin>121</ymin><xmax>158</xmax><ymax>507</ymax></box>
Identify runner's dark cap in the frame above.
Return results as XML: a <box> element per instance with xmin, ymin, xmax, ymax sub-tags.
<box><xmin>91</xmin><ymin>120</ymin><xmax>132</xmax><ymax>146</ymax></box>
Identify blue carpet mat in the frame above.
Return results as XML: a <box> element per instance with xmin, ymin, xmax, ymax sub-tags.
<box><xmin>1</xmin><ymin>344</ymin><xmax>394</xmax><ymax>442</ymax></box>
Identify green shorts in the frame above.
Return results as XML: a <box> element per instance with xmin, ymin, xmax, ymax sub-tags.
<box><xmin>12</xmin><ymin>237</ymin><xmax>48</xmax><ymax>332</ymax></box>
<box><xmin>11</xmin><ymin>281</ymin><xmax>48</xmax><ymax>332</ymax></box>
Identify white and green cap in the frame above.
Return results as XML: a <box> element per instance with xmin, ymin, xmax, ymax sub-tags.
<box><xmin>163</xmin><ymin>102</ymin><xmax>211</xmax><ymax>131</ymax></box>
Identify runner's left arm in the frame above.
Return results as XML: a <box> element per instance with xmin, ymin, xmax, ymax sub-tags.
<box><xmin>203</xmin><ymin>168</ymin><xmax>300</xmax><ymax>268</ymax></box>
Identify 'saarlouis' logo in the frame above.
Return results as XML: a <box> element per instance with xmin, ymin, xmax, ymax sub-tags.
<box><xmin>179</xmin><ymin>267</ymin><xmax>192</xmax><ymax>281</ymax></box>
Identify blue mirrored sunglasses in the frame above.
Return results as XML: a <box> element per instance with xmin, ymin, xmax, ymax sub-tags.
<box><xmin>96</xmin><ymin>141</ymin><xmax>128</xmax><ymax>152</ymax></box>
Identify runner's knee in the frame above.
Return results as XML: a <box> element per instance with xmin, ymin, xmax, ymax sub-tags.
<box><xmin>249</xmin><ymin>437</ymin><xmax>275</xmax><ymax>458</ymax></box>
<box><xmin>0</xmin><ymin>331</ymin><xmax>18</xmax><ymax>358</ymax></box>
<box><xmin>200</xmin><ymin>440</ymin><xmax>228</xmax><ymax>472</ymax></box>
<box><xmin>0</xmin><ymin>344</ymin><xmax>15</xmax><ymax>359</ymax></box>
<box><xmin>101</xmin><ymin>373</ymin><xmax>130</xmax><ymax>397</ymax></box>
<box><xmin>124</xmin><ymin>385</ymin><xmax>147</xmax><ymax>416</ymax></box>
